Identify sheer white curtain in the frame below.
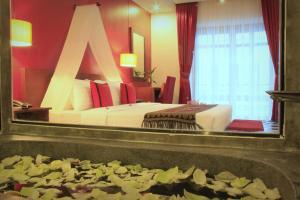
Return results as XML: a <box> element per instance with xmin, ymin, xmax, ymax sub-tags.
<box><xmin>190</xmin><ymin>0</ymin><xmax>275</xmax><ymax>120</ymax></box>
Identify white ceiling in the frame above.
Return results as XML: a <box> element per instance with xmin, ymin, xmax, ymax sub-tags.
<box><xmin>132</xmin><ymin>0</ymin><xmax>205</xmax><ymax>14</ymax></box>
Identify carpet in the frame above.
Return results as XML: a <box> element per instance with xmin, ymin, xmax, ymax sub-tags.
<box><xmin>226</xmin><ymin>119</ymin><xmax>264</xmax><ymax>132</ymax></box>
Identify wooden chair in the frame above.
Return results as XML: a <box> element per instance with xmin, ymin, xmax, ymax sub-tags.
<box><xmin>159</xmin><ymin>76</ymin><xmax>176</xmax><ymax>104</ymax></box>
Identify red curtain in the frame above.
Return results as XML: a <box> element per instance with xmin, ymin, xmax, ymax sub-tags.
<box><xmin>176</xmin><ymin>3</ymin><xmax>198</xmax><ymax>104</ymax></box>
<box><xmin>261</xmin><ymin>0</ymin><xmax>280</xmax><ymax>122</ymax></box>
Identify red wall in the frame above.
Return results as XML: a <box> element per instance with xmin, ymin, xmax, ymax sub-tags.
<box><xmin>11</xmin><ymin>0</ymin><xmax>151</xmax><ymax>102</ymax></box>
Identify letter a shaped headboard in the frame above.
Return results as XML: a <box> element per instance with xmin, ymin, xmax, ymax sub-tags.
<box><xmin>41</xmin><ymin>5</ymin><xmax>121</xmax><ymax>111</ymax></box>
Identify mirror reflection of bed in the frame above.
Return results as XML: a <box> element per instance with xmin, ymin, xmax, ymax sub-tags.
<box><xmin>48</xmin><ymin>76</ymin><xmax>232</xmax><ymax>132</ymax></box>
<box><xmin>11</xmin><ymin>0</ymin><xmax>281</xmax><ymax>135</ymax></box>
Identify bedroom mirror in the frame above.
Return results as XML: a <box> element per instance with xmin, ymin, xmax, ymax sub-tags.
<box><xmin>130</xmin><ymin>28</ymin><xmax>146</xmax><ymax>80</ymax></box>
<box><xmin>10</xmin><ymin>0</ymin><xmax>283</xmax><ymax>137</ymax></box>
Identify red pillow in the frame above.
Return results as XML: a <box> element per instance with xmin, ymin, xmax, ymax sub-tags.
<box><xmin>227</xmin><ymin>120</ymin><xmax>264</xmax><ymax>132</ymax></box>
<box><xmin>97</xmin><ymin>83</ymin><xmax>113</xmax><ymax>107</ymax></box>
<box><xmin>120</xmin><ymin>83</ymin><xmax>136</xmax><ymax>104</ymax></box>
<box><xmin>90</xmin><ymin>81</ymin><xmax>113</xmax><ymax>108</ymax></box>
<box><xmin>90</xmin><ymin>81</ymin><xmax>101</xmax><ymax>108</ymax></box>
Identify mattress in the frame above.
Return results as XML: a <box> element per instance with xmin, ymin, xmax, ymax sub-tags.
<box><xmin>50</xmin><ymin>110</ymin><xmax>83</xmax><ymax>124</ymax></box>
<box><xmin>50</xmin><ymin>108</ymin><xmax>108</xmax><ymax>125</ymax></box>
<box><xmin>49</xmin><ymin>103</ymin><xmax>232</xmax><ymax>131</ymax></box>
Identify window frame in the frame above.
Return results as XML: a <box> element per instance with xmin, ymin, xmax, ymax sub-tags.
<box><xmin>0</xmin><ymin>0</ymin><xmax>288</xmax><ymax>151</ymax></box>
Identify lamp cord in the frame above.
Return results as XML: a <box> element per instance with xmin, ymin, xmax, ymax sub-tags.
<box><xmin>128</xmin><ymin>0</ymin><xmax>131</xmax><ymax>52</ymax></box>
<box><xmin>73</xmin><ymin>0</ymin><xmax>100</xmax><ymax>9</ymax></box>
<box><xmin>11</xmin><ymin>0</ymin><xmax>15</xmax><ymax>19</ymax></box>
<box><xmin>73</xmin><ymin>0</ymin><xmax>76</xmax><ymax>10</ymax></box>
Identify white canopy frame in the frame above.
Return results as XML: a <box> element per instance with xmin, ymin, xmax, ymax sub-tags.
<box><xmin>41</xmin><ymin>5</ymin><xmax>121</xmax><ymax>111</ymax></box>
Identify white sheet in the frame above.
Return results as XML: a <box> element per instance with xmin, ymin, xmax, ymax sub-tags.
<box><xmin>49</xmin><ymin>103</ymin><xmax>232</xmax><ymax>131</ymax></box>
<box><xmin>50</xmin><ymin>110</ymin><xmax>83</xmax><ymax>124</ymax></box>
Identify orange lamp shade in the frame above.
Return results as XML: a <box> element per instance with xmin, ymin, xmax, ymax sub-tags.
<box><xmin>120</xmin><ymin>53</ymin><xmax>137</xmax><ymax>68</ymax></box>
<box><xmin>11</xmin><ymin>19</ymin><xmax>32</xmax><ymax>47</ymax></box>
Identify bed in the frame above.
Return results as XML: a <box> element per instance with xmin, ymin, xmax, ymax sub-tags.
<box><xmin>49</xmin><ymin>102</ymin><xmax>232</xmax><ymax>131</ymax></box>
<box><xmin>47</xmin><ymin>79</ymin><xmax>232</xmax><ymax>131</ymax></box>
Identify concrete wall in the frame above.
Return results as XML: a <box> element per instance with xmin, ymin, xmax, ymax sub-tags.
<box><xmin>151</xmin><ymin>13</ymin><xmax>180</xmax><ymax>104</ymax></box>
<box><xmin>284</xmin><ymin>0</ymin><xmax>300</xmax><ymax>148</ymax></box>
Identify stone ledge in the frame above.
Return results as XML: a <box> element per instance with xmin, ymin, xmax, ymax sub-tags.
<box><xmin>0</xmin><ymin>134</ymin><xmax>299</xmax><ymax>200</ymax></box>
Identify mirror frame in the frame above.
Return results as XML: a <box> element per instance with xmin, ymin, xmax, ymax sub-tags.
<box><xmin>0</xmin><ymin>0</ymin><xmax>292</xmax><ymax>151</ymax></box>
<box><xmin>130</xmin><ymin>27</ymin><xmax>146</xmax><ymax>81</ymax></box>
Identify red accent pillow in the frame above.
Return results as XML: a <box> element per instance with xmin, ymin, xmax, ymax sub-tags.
<box><xmin>120</xmin><ymin>83</ymin><xmax>127</xmax><ymax>104</ymax></box>
<box><xmin>120</xmin><ymin>83</ymin><xmax>136</xmax><ymax>104</ymax></box>
<box><xmin>97</xmin><ymin>83</ymin><xmax>113</xmax><ymax>107</ymax></box>
<box><xmin>126</xmin><ymin>84</ymin><xmax>137</xmax><ymax>104</ymax></box>
<box><xmin>90</xmin><ymin>81</ymin><xmax>101</xmax><ymax>108</ymax></box>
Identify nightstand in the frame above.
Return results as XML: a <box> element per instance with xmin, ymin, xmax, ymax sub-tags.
<box><xmin>153</xmin><ymin>87</ymin><xmax>161</xmax><ymax>102</ymax></box>
<box><xmin>13</xmin><ymin>107</ymin><xmax>51</xmax><ymax>122</ymax></box>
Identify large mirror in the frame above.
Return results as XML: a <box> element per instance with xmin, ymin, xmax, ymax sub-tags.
<box><xmin>131</xmin><ymin>28</ymin><xmax>146</xmax><ymax>80</ymax></box>
<box><xmin>10</xmin><ymin>0</ymin><xmax>283</xmax><ymax>136</ymax></box>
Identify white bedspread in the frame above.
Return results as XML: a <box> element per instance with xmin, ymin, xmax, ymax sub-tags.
<box><xmin>49</xmin><ymin>103</ymin><xmax>232</xmax><ymax>131</ymax></box>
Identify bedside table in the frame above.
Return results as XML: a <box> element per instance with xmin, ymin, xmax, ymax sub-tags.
<box><xmin>153</xmin><ymin>87</ymin><xmax>161</xmax><ymax>102</ymax></box>
<box><xmin>13</xmin><ymin>107</ymin><xmax>51</xmax><ymax>122</ymax></box>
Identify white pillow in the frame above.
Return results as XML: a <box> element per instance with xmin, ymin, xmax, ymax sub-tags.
<box><xmin>94</xmin><ymin>79</ymin><xmax>106</xmax><ymax>84</ymax></box>
<box><xmin>64</xmin><ymin>92</ymin><xmax>73</xmax><ymax>110</ymax></box>
<box><xmin>107</xmin><ymin>81</ymin><xmax>122</xmax><ymax>105</ymax></box>
<box><xmin>72</xmin><ymin>79</ymin><xmax>93</xmax><ymax>111</ymax></box>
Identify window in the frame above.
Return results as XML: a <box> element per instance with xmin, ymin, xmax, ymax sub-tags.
<box><xmin>190</xmin><ymin>0</ymin><xmax>275</xmax><ymax>120</ymax></box>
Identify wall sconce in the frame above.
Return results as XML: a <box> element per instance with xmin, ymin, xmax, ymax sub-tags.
<box><xmin>120</xmin><ymin>53</ymin><xmax>137</xmax><ymax>68</ymax></box>
<box><xmin>11</xmin><ymin>19</ymin><xmax>32</xmax><ymax>47</ymax></box>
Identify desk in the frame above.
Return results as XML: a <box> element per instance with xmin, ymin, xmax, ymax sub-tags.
<box><xmin>153</xmin><ymin>87</ymin><xmax>161</xmax><ymax>102</ymax></box>
<box><xmin>135</xmin><ymin>86</ymin><xmax>161</xmax><ymax>102</ymax></box>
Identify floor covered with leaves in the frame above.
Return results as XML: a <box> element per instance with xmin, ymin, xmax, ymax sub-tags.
<box><xmin>0</xmin><ymin>155</ymin><xmax>281</xmax><ymax>200</ymax></box>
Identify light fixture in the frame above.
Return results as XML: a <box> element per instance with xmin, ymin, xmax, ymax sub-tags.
<box><xmin>152</xmin><ymin>2</ymin><xmax>160</xmax><ymax>12</ymax></box>
<box><xmin>220</xmin><ymin>0</ymin><xmax>225</xmax><ymax>4</ymax></box>
<box><xmin>120</xmin><ymin>53</ymin><xmax>137</xmax><ymax>68</ymax></box>
<box><xmin>120</xmin><ymin>0</ymin><xmax>137</xmax><ymax>68</ymax></box>
<box><xmin>11</xmin><ymin>19</ymin><xmax>32</xmax><ymax>47</ymax></box>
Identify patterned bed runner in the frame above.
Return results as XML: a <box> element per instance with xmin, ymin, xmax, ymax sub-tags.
<box><xmin>142</xmin><ymin>104</ymin><xmax>217</xmax><ymax>130</ymax></box>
